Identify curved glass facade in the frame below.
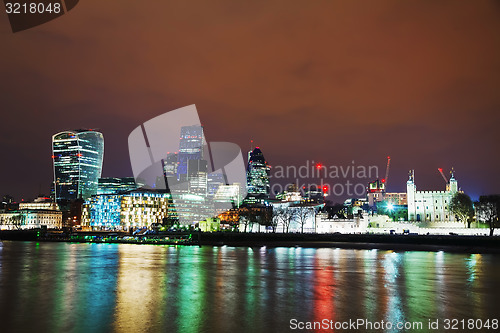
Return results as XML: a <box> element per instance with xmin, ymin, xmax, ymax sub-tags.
<box><xmin>246</xmin><ymin>147</ymin><xmax>270</xmax><ymax>202</ymax></box>
<box><xmin>52</xmin><ymin>130</ymin><xmax>104</xmax><ymax>201</ymax></box>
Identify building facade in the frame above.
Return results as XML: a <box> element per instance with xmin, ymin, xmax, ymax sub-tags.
<box><xmin>97</xmin><ymin>177</ymin><xmax>139</xmax><ymax>195</ymax></box>
<box><xmin>177</xmin><ymin>125</ymin><xmax>204</xmax><ymax>179</ymax></box>
<box><xmin>0</xmin><ymin>210</ymin><xmax>62</xmax><ymax>230</ymax></box>
<box><xmin>82</xmin><ymin>190</ymin><xmax>175</xmax><ymax>230</ymax></box>
<box><xmin>52</xmin><ymin>130</ymin><xmax>104</xmax><ymax>201</ymax></box>
<box><xmin>0</xmin><ymin>197</ymin><xmax>62</xmax><ymax>229</ymax></box>
<box><xmin>245</xmin><ymin>147</ymin><xmax>271</xmax><ymax>203</ymax></box>
<box><xmin>315</xmin><ymin>213</ymin><xmax>365</xmax><ymax>233</ymax></box>
<box><xmin>407</xmin><ymin>170</ymin><xmax>458</xmax><ymax>222</ymax></box>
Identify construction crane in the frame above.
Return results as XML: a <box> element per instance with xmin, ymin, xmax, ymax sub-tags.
<box><xmin>382</xmin><ymin>156</ymin><xmax>391</xmax><ymax>190</ymax></box>
<box><xmin>438</xmin><ymin>168</ymin><xmax>448</xmax><ymax>184</ymax></box>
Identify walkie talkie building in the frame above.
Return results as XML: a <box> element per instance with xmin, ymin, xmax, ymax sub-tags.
<box><xmin>52</xmin><ymin>130</ymin><xmax>104</xmax><ymax>201</ymax></box>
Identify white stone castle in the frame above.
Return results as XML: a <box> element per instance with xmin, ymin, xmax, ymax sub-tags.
<box><xmin>407</xmin><ymin>170</ymin><xmax>458</xmax><ymax>222</ymax></box>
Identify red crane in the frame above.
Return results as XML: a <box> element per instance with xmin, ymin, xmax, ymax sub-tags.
<box><xmin>438</xmin><ymin>168</ymin><xmax>448</xmax><ymax>184</ymax></box>
<box><xmin>382</xmin><ymin>156</ymin><xmax>391</xmax><ymax>190</ymax></box>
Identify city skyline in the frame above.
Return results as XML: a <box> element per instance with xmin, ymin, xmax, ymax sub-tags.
<box><xmin>1</xmin><ymin>1</ymin><xmax>499</xmax><ymax>202</ymax></box>
<box><xmin>0</xmin><ymin>124</ymin><xmax>494</xmax><ymax>204</ymax></box>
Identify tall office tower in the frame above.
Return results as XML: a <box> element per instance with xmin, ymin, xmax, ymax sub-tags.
<box><xmin>245</xmin><ymin>147</ymin><xmax>270</xmax><ymax>203</ymax></box>
<box><xmin>162</xmin><ymin>152</ymin><xmax>178</xmax><ymax>178</ymax></box>
<box><xmin>52</xmin><ymin>130</ymin><xmax>104</xmax><ymax>201</ymax></box>
<box><xmin>177</xmin><ymin>125</ymin><xmax>204</xmax><ymax>180</ymax></box>
<box><xmin>187</xmin><ymin>159</ymin><xmax>208</xmax><ymax>195</ymax></box>
<box><xmin>207</xmin><ymin>172</ymin><xmax>225</xmax><ymax>198</ymax></box>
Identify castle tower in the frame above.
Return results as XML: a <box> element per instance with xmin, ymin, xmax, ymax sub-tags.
<box><xmin>449</xmin><ymin>168</ymin><xmax>458</xmax><ymax>193</ymax></box>
<box><xmin>406</xmin><ymin>170</ymin><xmax>416</xmax><ymax>221</ymax></box>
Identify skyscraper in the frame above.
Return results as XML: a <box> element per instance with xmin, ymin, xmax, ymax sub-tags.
<box><xmin>52</xmin><ymin>130</ymin><xmax>104</xmax><ymax>201</ymax></box>
<box><xmin>177</xmin><ymin>125</ymin><xmax>204</xmax><ymax>180</ymax></box>
<box><xmin>245</xmin><ymin>147</ymin><xmax>270</xmax><ymax>203</ymax></box>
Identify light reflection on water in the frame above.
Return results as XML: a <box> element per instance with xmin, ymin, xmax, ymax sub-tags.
<box><xmin>0</xmin><ymin>242</ymin><xmax>499</xmax><ymax>333</ymax></box>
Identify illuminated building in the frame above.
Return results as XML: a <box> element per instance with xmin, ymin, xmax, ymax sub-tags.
<box><xmin>82</xmin><ymin>190</ymin><xmax>175</xmax><ymax>230</ymax></box>
<box><xmin>0</xmin><ymin>197</ymin><xmax>62</xmax><ymax>229</ymax></box>
<box><xmin>199</xmin><ymin>217</ymin><xmax>221</xmax><ymax>232</ymax></box>
<box><xmin>19</xmin><ymin>196</ymin><xmax>59</xmax><ymax>210</ymax></box>
<box><xmin>0</xmin><ymin>210</ymin><xmax>62</xmax><ymax>230</ymax></box>
<box><xmin>304</xmin><ymin>185</ymin><xmax>325</xmax><ymax>204</ymax></box>
<box><xmin>366</xmin><ymin>179</ymin><xmax>386</xmax><ymax>206</ymax></box>
<box><xmin>383</xmin><ymin>192</ymin><xmax>407</xmax><ymax>205</ymax></box>
<box><xmin>276</xmin><ymin>184</ymin><xmax>303</xmax><ymax>202</ymax></box>
<box><xmin>187</xmin><ymin>159</ymin><xmax>208</xmax><ymax>195</ymax></box>
<box><xmin>315</xmin><ymin>213</ymin><xmax>367</xmax><ymax>233</ymax></box>
<box><xmin>367</xmin><ymin>179</ymin><xmax>407</xmax><ymax>207</ymax></box>
<box><xmin>162</xmin><ymin>152</ymin><xmax>178</xmax><ymax>178</ymax></box>
<box><xmin>213</xmin><ymin>184</ymin><xmax>242</xmax><ymax>215</ymax></box>
<box><xmin>407</xmin><ymin>170</ymin><xmax>458</xmax><ymax>222</ymax></box>
<box><xmin>217</xmin><ymin>208</ymin><xmax>240</xmax><ymax>227</ymax></box>
<box><xmin>177</xmin><ymin>125</ymin><xmax>204</xmax><ymax>180</ymax></box>
<box><xmin>245</xmin><ymin>147</ymin><xmax>270</xmax><ymax>203</ymax></box>
<box><xmin>52</xmin><ymin>130</ymin><xmax>104</xmax><ymax>201</ymax></box>
<box><xmin>214</xmin><ymin>184</ymin><xmax>241</xmax><ymax>204</ymax></box>
<box><xmin>98</xmin><ymin>177</ymin><xmax>139</xmax><ymax>195</ymax></box>
<box><xmin>207</xmin><ymin>172</ymin><xmax>225</xmax><ymax>198</ymax></box>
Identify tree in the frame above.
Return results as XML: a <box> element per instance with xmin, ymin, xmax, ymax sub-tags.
<box><xmin>255</xmin><ymin>206</ymin><xmax>274</xmax><ymax>232</ymax></box>
<box><xmin>238</xmin><ymin>207</ymin><xmax>253</xmax><ymax>232</ymax></box>
<box><xmin>449</xmin><ymin>192</ymin><xmax>474</xmax><ymax>227</ymax></box>
<box><xmin>476</xmin><ymin>195</ymin><xmax>500</xmax><ymax>236</ymax></box>
<box><xmin>162</xmin><ymin>215</ymin><xmax>179</xmax><ymax>229</ymax></box>
<box><xmin>294</xmin><ymin>205</ymin><xmax>314</xmax><ymax>233</ymax></box>
<box><xmin>11</xmin><ymin>213</ymin><xmax>26</xmax><ymax>230</ymax></box>
<box><xmin>273</xmin><ymin>206</ymin><xmax>298</xmax><ymax>233</ymax></box>
<box><xmin>239</xmin><ymin>207</ymin><xmax>264</xmax><ymax>232</ymax></box>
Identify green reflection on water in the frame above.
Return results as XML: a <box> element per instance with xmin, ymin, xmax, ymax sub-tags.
<box><xmin>176</xmin><ymin>246</ymin><xmax>205</xmax><ymax>333</ymax></box>
<box><xmin>404</xmin><ymin>252</ymin><xmax>437</xmax><ymax>331</ymax></box>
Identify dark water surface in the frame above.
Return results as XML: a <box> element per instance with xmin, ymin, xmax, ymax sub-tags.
<box><xmin>0</xmin><ymin>241</ymin><xmax>499</xmax><ymax>333</ymax></box>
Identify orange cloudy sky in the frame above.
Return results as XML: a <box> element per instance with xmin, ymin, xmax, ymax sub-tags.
<box><xmin>1</xmin><ymin>0</ymin><xmax>499</xmax><ymax>201</ymax></box>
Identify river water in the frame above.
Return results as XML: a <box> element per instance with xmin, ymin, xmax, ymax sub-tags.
<box><xmin>0</xmin><ymin>241</ymin><xmax>499</xmax><ymax>333</ymax></box>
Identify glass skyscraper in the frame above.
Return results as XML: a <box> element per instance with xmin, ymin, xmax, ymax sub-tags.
<box><xmin>245</xmin><ymin>147</ymin><xmax>270</xmax><ymax>203</ymax></box>
<box><xmin>177</xmin><ymin>125</ymin><xmax>204</xmax><ymax>180</ymax></box>
<box><xmin>52</xmin><ymin>130</ymin><xmax>104</xmax><ymax>201</ymax></box>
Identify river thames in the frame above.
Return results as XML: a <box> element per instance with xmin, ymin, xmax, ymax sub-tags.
<box><xmin>0</xmin><ymin>241</ymin><xmax>499</xmax><ymax>333</ymax></box>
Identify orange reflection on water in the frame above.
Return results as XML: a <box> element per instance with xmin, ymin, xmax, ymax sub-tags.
<box><xmin>112</xmin><ymin>245</ymin><xmax>167</xmax><ymax>333</ymax></box>
<box><xmin>312</xmin><ymin>249</ymin><xmax>336</xmax><ymax>333</ymax></box>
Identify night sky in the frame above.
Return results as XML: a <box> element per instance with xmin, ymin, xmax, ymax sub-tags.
<box><xmin>1</xmin><ymin>0</ymin><xmax>499</xmax><ymax>203</ymax></box>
